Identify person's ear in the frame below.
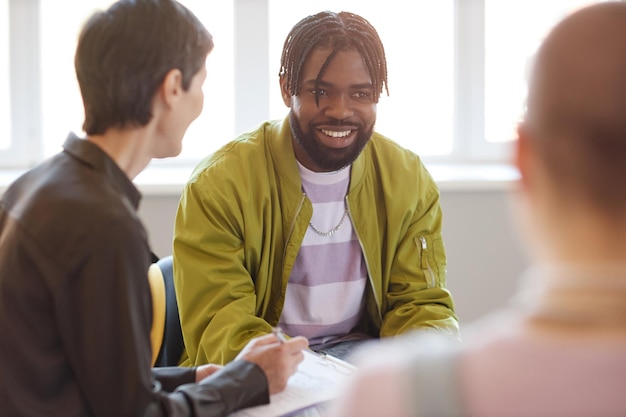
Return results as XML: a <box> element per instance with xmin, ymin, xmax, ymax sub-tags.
<box><xmin>515</xmin><ymin>123</ymin><xmax>533</xmax><ymax>191</ymax></box>
<box><xmin>160</xmin><ymin>68</ymin><xmax>184</xmax><ymax>108</ymax></box>
<box><xmin>279</xmin><ymin>76</ymin><xmax>292</xmax><ymax>107</ymax></box>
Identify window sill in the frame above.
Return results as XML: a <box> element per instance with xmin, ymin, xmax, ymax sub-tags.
<box><xmin>425</xmin><ymin>162</ymin><xmax>520</xmax><ymax>192</ymax></box>
<box><xmin>131</xmin><ymin>162</ymin><xmax>520</xmax><ymax>196</ymax></box>
<box><xmin>1</xmin><ymin>162</ymin><xmax>520</xmax><ymax>197</ymax></box>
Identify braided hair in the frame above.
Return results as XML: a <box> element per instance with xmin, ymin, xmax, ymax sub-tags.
<box><xmin>279</xmin><ymin>11</ymin><xmax>389</xmax><ymax>104</ymax></box>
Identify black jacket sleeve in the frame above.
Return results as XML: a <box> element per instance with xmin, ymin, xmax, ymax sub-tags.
<box><xmin>144</xmin><ymin>361</ymin><xmax>269</xmax><ymax>416</ymax></box>
<box><xmin>152</xmin><ymin>366</ymin><xmax>196</xmax><ymax>393</ymax></box>
<box><xmin>167</xmin><ymin>361</ymin><xmax>269</xmax><ymax>416</ymax></box>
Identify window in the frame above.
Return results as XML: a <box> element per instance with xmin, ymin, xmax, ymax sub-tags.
<box><xmin>0</xmin><ymin>0</ymin><xmax>615</xmax><ymax>172</ymax></box>
<box><xmin>484</xmin><ymin>0</ymin><xmax>605</xmax><ymax>145</ymax></box>
<box><xmin>0</xmin><ymin>0</ymin><xmax>41</xmax><ymax>167</ymax></box>
<box><xmin>0</xmin><ymin>0</ymin><xmax>9</xmax><ymax>151</ymax></box>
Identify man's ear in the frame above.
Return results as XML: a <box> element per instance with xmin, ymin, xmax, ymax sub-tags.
<box><xmin>279</xmin><ymin>76</ymin><xmax>292</xmax><ymax>107</ymax></box>
<box><xmin>160</xmin><ymin>68</ymin><xmax>184</xmax><ymax>108</ymax></box>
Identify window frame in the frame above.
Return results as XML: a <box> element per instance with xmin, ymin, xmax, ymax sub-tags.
<box><xmin>1</xmin><ymin>0</ymin><xmax>518</xmax><ymax>171</ymax></box>
<box><xmin>0</xmin><ymin>0</ymin><xmax>42</xmax><ymax>167</ymax></box>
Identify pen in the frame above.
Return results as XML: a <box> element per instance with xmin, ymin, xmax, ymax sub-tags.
<box><xmin>272</xmin><ymin>326</ymin><xmax>288</xmax><ymax>344</ymax></box>
<box><xmin>317</xmin><ymin>351</ymin><xmax>357</xmax><ymax>373</ymax></box>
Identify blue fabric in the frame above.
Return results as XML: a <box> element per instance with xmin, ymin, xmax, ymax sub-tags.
<box><xmin>154</xmin><ymin>256</ymin><xmax>185</xmax><ymax>367</ymax></box>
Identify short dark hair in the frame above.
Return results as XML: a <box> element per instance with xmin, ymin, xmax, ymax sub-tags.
<box><xmin>75</xmin><ymin>0</ymin><xmax>213</xmax><ymax>135</ymax></box>
<box><xmin>279</xmin><ymin>11</ymin><xmax>388</xmax><ymax>104</ymax></box>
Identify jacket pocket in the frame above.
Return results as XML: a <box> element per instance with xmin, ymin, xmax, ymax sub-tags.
<box><xmin>416</xmin><ymin>235</ymin><xmax>445</xmax><ymax>288</ymax></box>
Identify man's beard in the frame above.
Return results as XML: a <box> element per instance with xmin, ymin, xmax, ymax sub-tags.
<box><xmin>289</xmin><ymin>111</ymin><xmax>373</xmax><ymax>172</ymax></box>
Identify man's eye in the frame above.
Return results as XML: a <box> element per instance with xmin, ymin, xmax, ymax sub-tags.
<box><xmin>354</xmin><ymin>91</ymin><xmax>371</xmax><ymax>99</ymax></box>
<box><xmin>311</xmin><ymin>89</ymin><xmax>329</xmax><ymax>96</ymax></box>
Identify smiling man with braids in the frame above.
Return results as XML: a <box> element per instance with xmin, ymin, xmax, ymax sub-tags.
<box><xmin>174</xmin><ymin>11</ymin><xmax>459</xmax><ymax>366</ymax></box>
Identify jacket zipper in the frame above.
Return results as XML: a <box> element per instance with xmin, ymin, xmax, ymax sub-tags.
<box><xmin>346</xmin><ymin>197</ymin><xmax>383</xmax><ymax>323</ymax></box>
<box><xmin>275</xmin><ymin>193</ymin><xmax>307</xmax><ymax>324</ymax></box>
<box><xmin>282</xmin><ymin>193</ymin><xmax>307</xmax><ymax>271</ymax></box>
<box><xmin>419</xmin><ymin>236</ymin><xmax>436</xmax><ymax>288</ymax></box>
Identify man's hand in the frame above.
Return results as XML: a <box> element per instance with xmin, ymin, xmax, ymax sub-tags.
<box><xmin>195</xmin><ymin>364</ymin><xmax>223</xmax><ymax>382</ymax></box>
<box><xmin>236</xmin><ymin>333</ymin><xmax>309</xmax><ymax>394</ymax></box>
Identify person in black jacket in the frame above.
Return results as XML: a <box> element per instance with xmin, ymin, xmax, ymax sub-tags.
<box><xmin>0</xmin><ymin>1</ymin><xmax>307</xmax><ymax>416</ymax></box>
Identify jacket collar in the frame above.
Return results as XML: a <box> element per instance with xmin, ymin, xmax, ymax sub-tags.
<box><xmin>62</xmin><ymin>132</ymin><xmax>141</xmax><ymax>210</ymax></box>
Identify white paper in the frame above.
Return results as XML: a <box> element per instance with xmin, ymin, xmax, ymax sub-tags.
<box><xmin>229</xmin><ymin>350</ymin><xmax>356</xmax><ymax>417</ymax></box>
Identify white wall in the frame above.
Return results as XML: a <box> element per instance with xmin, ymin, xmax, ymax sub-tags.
<box><xmin>440</xmin><ymin>189</ymin><xmax>529</xmax><ymax>325</ymax></box>
<box><xmin>138</xmin><ymin>186</ymin><xmax>531</xmax><ymax>327</ymax></box>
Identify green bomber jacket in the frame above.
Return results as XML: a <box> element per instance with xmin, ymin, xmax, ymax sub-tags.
<box><xmin>174</xmin><ymin>116</ymin><xmax>459</xmax><ymax>365</ymax></box>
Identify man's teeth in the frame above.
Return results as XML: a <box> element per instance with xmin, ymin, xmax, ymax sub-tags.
<box><xmin>321</xmin><ymin>129</ymin><xmax>352</xmax><ymax>138</ymax></box>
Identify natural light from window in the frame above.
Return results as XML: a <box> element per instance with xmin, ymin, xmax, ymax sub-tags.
<box><xmin>0</xmin><ymin>0</ymin><xmax>9</xmax><ymax>150</ymax></box>
<box><xmin>484</xmin><ymin>0</ymin><xmax>608</xmax><ymax>143</ymax></box>
<box><xmin>4</xmin><ymin>0</ymin><xmax>612</xmax><ymax>169</ymax></box>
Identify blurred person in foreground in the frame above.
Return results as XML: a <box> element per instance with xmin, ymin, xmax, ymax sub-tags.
<box><xmin>173</xmin><ymin>10</ymin><xmax>458</xmax><ymax>367</ymax></box>
<box><xmin>0</xmin><ymin>1</ymin><xmax>306</xmax><ymax>416</ymax></box>
<box><xmin>328</xmin><ymin>2</ymin><xmax>626</xmax><ymax>416</ymax></box>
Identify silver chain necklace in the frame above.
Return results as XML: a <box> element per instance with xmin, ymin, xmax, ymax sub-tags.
<box><xmin>308</xmin><ymin>209</ymin><xmax>349</xmax><ymax>237</ymax></box>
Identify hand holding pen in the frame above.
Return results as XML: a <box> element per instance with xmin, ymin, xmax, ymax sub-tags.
<box><xmin>272</xmin><ymin>326</ymin><xmax>288</xmax><ymax>344</ymax></box>
<box><xmin>235</xmin><ymin>328</ymin><xmax>308</xmax><ymax>394</ymax></box>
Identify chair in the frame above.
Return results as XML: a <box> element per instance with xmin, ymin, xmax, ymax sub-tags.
<box><xmin>147</xmin><ymin>255</ymin><xmax>185</xmax><ymax>367</ymax></box>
